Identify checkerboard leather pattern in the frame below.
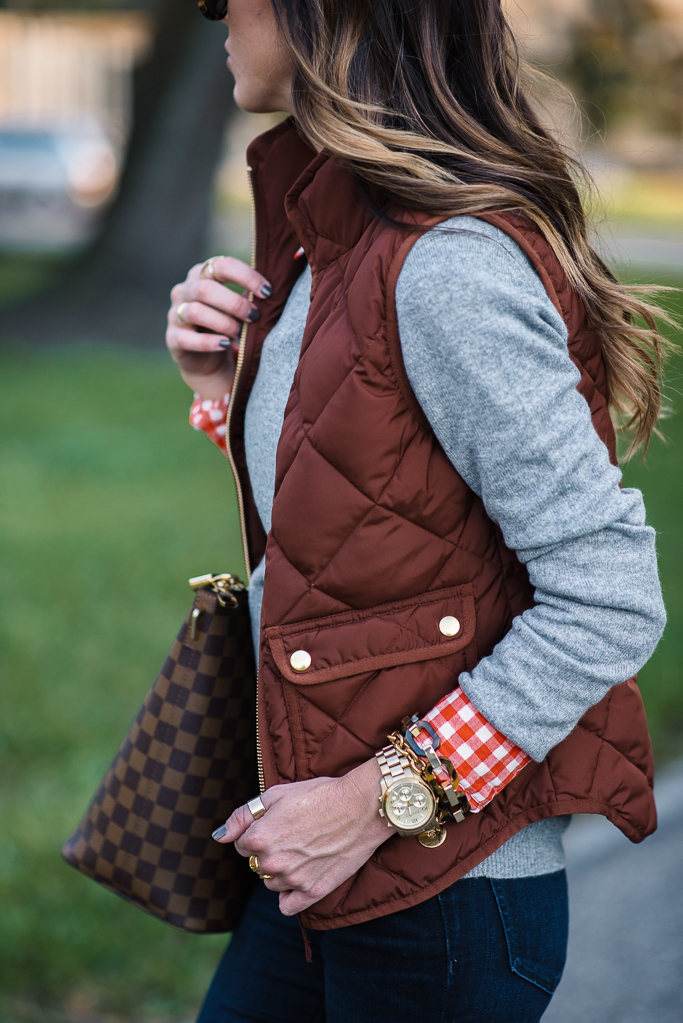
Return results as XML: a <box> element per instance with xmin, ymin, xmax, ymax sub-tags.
<box><xmin>62</xmin><ymin>585</ymin><xmax>258</xmax><ymax>933</ymax></box>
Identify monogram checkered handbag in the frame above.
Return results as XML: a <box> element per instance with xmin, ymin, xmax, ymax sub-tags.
<box><xmin>61</xmin><ymin>574</ymin><xmax>258</xmax><ymax>933</ymax></box>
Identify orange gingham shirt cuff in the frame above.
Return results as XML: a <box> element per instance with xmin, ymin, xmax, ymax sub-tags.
<box><xmin>189</xmin><ymin>393</ymin><xmax>229</xmax><ymax>454</ymax></box>
<box><xmin>417</xmin><ymin>688</ymin><xmax>532</xmax><ymax>812</ymax></box>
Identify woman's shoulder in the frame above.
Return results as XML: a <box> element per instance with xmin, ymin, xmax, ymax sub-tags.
<box><xmin>396</xmin><ymin>214</ymin><xmax>566</xmax><ymax>342</ymax></box>
<box><xmin>399</xmin><ymin>214</ymin><xmax>550</xmax><ymax>301</ymax></box>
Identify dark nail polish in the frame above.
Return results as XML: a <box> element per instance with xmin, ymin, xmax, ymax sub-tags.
<box><xmin>247</xmin><ymin>307</ymin><xmax>261</xmax><ymax>322</ymax></box>
<box><xmin>259</xmin><ymin>283</ymin><xmax>273</xmax><ymax>298</ymax></box>
<box><xmin>217</xmin><ymin>339</ymin><xmax>232</xmax><ymax>348</ymax></box>
<box><xmin>212</xmin><ymin>824</ymin><xmax>228</xmax><ymax>841</ymax></box>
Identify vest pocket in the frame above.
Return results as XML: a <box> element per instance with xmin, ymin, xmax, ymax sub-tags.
<box><xmin>263</xmin><ymin>583</ymin><xmax>477</xmax><ymax>781</ymax></box>
<box><xmin>265</xmin><ymin>583</ymin><xmax>476</xmax><ymax>685</ymax></box>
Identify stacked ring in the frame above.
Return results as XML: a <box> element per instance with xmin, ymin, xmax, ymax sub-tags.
<box><xmin>248</xmin><ymin>854</ymin><xmax>275</xmax><ymax>880</ymax></box>
<box><xmin>200</xmin><ymin>255</ymin><xmax>225</xmax><ymax>280</ymax></box>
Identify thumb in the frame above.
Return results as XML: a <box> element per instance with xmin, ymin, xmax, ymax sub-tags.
<box><xmin>213</xmin><ymin>802</ymin><xmax>255</xmax><ymax>844</ymax></box>
<box><xmin>213</xmin><ymin>786</ymin><xmax>284</xmax><ymax>844</ymax></box>
<box><xmin>212</xmin><ymin>785</ymin><xmax>287</xmax><ymax>844</ymax></box>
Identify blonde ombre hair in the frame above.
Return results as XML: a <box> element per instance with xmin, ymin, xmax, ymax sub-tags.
<box><xmin>271</xmin><ymin>0</ymin><xmax>675</xmax><ymax>456</ymax></box>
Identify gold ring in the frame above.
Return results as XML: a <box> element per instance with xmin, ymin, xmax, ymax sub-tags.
<box><xmin>248</xmin><ymin>854</ymin><xmax>274</xmax><ymax>880</ymax></box>
<box><xmin>200</xmin><ymin>255</ymin><xmax>225</xmax><ymax>280</ymax></box>
<box><xmin>176</xmin><ymin>301</ymin><xmax>190</xmax><ymax>325</ymax></box>
<box><xmin>247</xmin><ymin>795</ymin><xmax>267</xmax><ymax>820</ymax></box>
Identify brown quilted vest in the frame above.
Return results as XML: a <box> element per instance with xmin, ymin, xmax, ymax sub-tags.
<box><xmin>227</xmin><ymin>120</ymin><xmax>656</xmax><ymax>931</ymax></box>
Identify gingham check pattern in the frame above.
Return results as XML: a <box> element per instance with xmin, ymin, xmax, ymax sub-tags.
<box><xmin>417</xmin><ymin>688</ymin><xmax>532</xmax><ymax>812</ymax></box>
<box><xmin>190</xmin><ymin>393</ymin><xmax>229</xmax><ymax>451</ymax></box>
<box><xmin>192</xmin><ymin>399</ymin><xmax>531</xmax><ymax>813</ymax></box>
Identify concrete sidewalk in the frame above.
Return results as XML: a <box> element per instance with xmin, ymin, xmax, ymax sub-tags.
<box><xmin>543</xmin><ymin>760</ymin><xmax>683</xmax><ymax>1022</ymax></box>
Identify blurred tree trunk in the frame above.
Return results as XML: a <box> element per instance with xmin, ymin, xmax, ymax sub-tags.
<box><xmin>564</xmin><ymin>0</ymin><xmax>681</xmax><ymax>142</ymax></box>
<box><xmin>3</xmin><ymin>0</ymin><xmax>237</xmax><ymax>345</ymax></box>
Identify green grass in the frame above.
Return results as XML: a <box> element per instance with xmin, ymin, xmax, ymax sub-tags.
<box><xmin>620</xmin><ymin>271</ymin><xmax>683</xmax><ymax>762</ymax></box>
<box><xmin>0</xmin><ymin>274</ymin><xmax>681</xmax><ymax>1022</ymax></box>
<box><xmin>0</xmin><ymin>347</ymin><xmax>245</xmax><ymax>1022</ymax></box>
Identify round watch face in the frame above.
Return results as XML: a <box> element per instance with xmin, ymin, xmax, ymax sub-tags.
<box><xmin>385</xmin><ymin>779</ymin><xmax>435</xmax><ymax>832</ymax></box>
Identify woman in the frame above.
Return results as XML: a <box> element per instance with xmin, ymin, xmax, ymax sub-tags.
<box><xmin>166</xmin><ymin>1</ymin><xmax>669</xmax><ymax>1020</ymax></box>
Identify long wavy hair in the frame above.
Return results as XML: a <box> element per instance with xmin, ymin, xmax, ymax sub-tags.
<box><xmin>269</xmin><ymin>0</ymin><xmax>675</xmax><ymax>456</ymax></box>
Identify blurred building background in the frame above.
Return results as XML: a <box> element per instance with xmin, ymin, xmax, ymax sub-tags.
<box><xmin>0</xmin><ymin>10</ymin><xmax>150</xmax><ymax>248</ymax></box>
<box><xmin>0</xmin><ymin>2</ymin><xmax>681</xmax><ymax>1022</ymax></box>
<box><xmin>1</xmin><ymin>0</ymin><xmax>683</xmax><ymax>318</ymax></box>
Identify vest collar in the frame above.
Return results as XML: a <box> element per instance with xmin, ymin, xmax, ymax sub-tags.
<box><xmin>246</xmin><ymin>118</ymin><xmax>379</xmax><ymax>278</ymax></box>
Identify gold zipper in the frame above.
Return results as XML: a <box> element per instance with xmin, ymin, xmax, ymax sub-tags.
<box><xmin>225</xmin><ymin>164</ymin><xmax>256</xmax><ymax>586</ymax></box>
<box><xmin>225</xmin><ymin>341</ymin><xmax>251</xmax><ymax>585</ymax></box>
<box><xmin>255</xmin><ymin>666</ymin><xmax>265</xmax><ymax>791</ymax></box>
<box><xmin>224</xmin><ymin>162</ymin><xmax>265</xmax><ymax>792</ymax></box>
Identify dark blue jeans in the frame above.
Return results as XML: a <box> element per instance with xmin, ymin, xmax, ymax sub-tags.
<box><xmin>197</xmin><ymin>870</ymin><xmax>568</xmax><ymax>1023</ymax></box>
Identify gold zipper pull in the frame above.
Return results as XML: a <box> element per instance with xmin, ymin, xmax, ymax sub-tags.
<box><xmin>190</xmin><ymin>606</ymin><xmax>201</xmax><ymax>640</ymax></box>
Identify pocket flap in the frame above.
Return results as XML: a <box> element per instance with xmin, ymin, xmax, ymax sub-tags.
<box><xmin>266</xmin><ymin>584</ymin><xmax>475</xmax><ymax>685</ymax></box>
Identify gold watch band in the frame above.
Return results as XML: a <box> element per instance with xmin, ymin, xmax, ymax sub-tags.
<box><xmin>376</xmin><ymin>744</ymin><xmax>413</xmax><ymax>783</ymax></box>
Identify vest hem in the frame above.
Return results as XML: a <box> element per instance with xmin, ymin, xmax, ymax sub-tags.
<box><xmin>299</xmin><ymin>795</ymin><xmax>655</xmax><ymax>931</ymax></box>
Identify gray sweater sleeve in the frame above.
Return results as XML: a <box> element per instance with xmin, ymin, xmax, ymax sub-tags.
<box><xmin>396</xmin><ymin>217</ymin><xmax>666</xmax><ymax>762</ymax></box>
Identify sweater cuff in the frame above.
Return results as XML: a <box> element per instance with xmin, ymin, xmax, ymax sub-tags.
<box><xmin>417</xmin><ymin>688</ymin><xmax>532</xmax><ymax>812</ymax></box>
<box><xmin>189</xmin><ymin>393</ymin><xmax>230</xmax><ymax>454</ymax></box>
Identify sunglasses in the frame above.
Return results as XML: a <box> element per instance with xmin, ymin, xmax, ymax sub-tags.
<box><xmin>197</xmin><ymin>0</ymin><xmax>228</xmax><ymax>20</ymax></box>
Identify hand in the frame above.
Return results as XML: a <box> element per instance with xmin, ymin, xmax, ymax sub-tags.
<box><xmin>215</xmin><ymin>758</ymin><xmax>394</xmax><ymax>916</ymax></box>
<box><xmin>166</xmin><ymin>256</ymin><xmax>272</xmax><ymax>400</ymax></box>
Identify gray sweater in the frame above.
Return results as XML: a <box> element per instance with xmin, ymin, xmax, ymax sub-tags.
<box><xmin>243</xmin><ymin>216</ymin><xmax>665</xmax><ymax>878</ymax></box>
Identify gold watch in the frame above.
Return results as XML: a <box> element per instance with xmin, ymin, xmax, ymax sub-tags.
<box><xmin>375</xmin><ymin>744</ymin><xmax>447</xmax><ymax>848</ymax></box>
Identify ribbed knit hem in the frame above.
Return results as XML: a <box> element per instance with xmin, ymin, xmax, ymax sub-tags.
<box><xmin>463</xmin><ymin>815</ymin><xmax>571</xmax><ymax>878</ymax></box>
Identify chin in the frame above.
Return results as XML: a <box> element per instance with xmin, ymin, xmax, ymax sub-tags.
<box><xmin>233</xmin><ymin>86</ymin><xmax>280</xmax><ymax>114</ymax></box>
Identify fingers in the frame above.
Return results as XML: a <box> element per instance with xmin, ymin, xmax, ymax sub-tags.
<box><xmin>262</xmin><ymin>875</ymin><xmax>292</xmax><ymax>893</ymax></box>
<box><xmin>219</xmin><ymin>802</ymin><xmax>258</xmax><ymax>844</ymax></box>
<box><xmin>278</xmin><ymin>886</ymin><xmax>326</xmax><ymax>917</ymax></box>
<box><xmin>166</xmin><ymin>295</ymin><xmax>234</xmax><ymax>357</ymax></box>
<box><xmin>256</xmin><ymin>861</ymin><xmax>310</xmax><ymax>897</ymax></box>
<box><xmin>172</xmin><ymin>303</ymin><xmax>241</xmax><ymax>342</ymax></box>
<box><xmin>167</xmin><ymin>326</ymin><xmax>231</xmax><ymax>354</ymax></box>
<box><xmin>201</xmin><ymin>255</ymin><xmax>272</xmax><ymax>298</ymax></box>
<box><xmin>167</xmin><ymin>256</ymin><xmax>271</xmax><ymax>362</ymax></box>
<box><xmin>167</xmin><ymin>287</ymin><xmax>263</xmax><ymax>361</ymax></box>
<box><xmin>214</xmin><ymin>788</ymin><xmax>279</xmax><ymax>845</ymax></box>
<box><xmin>187</xmin><ymin>277</ymin><xmax>261</xmax><ymax>325</ymax></box>
<box><xmin>167</xmin><ymin>292</ymin><xmax>244</xmax><ymax>340</ymax></box>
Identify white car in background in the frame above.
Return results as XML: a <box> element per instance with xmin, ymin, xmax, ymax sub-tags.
<box><xmin>0</xmin><ymin>118</ymin><xmax>119</xmax><ymax>250</ymax></box>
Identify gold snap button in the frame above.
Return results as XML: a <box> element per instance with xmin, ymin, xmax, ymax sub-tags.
<box><xmin>290</xmin><ymin>649</ymin><xmax>312</xmax><ymax>672</ymax></box>
<box><xmin>438</xmin><ymin>616</ymin><xmax>460</xmax><ymax>637</ymax></box>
